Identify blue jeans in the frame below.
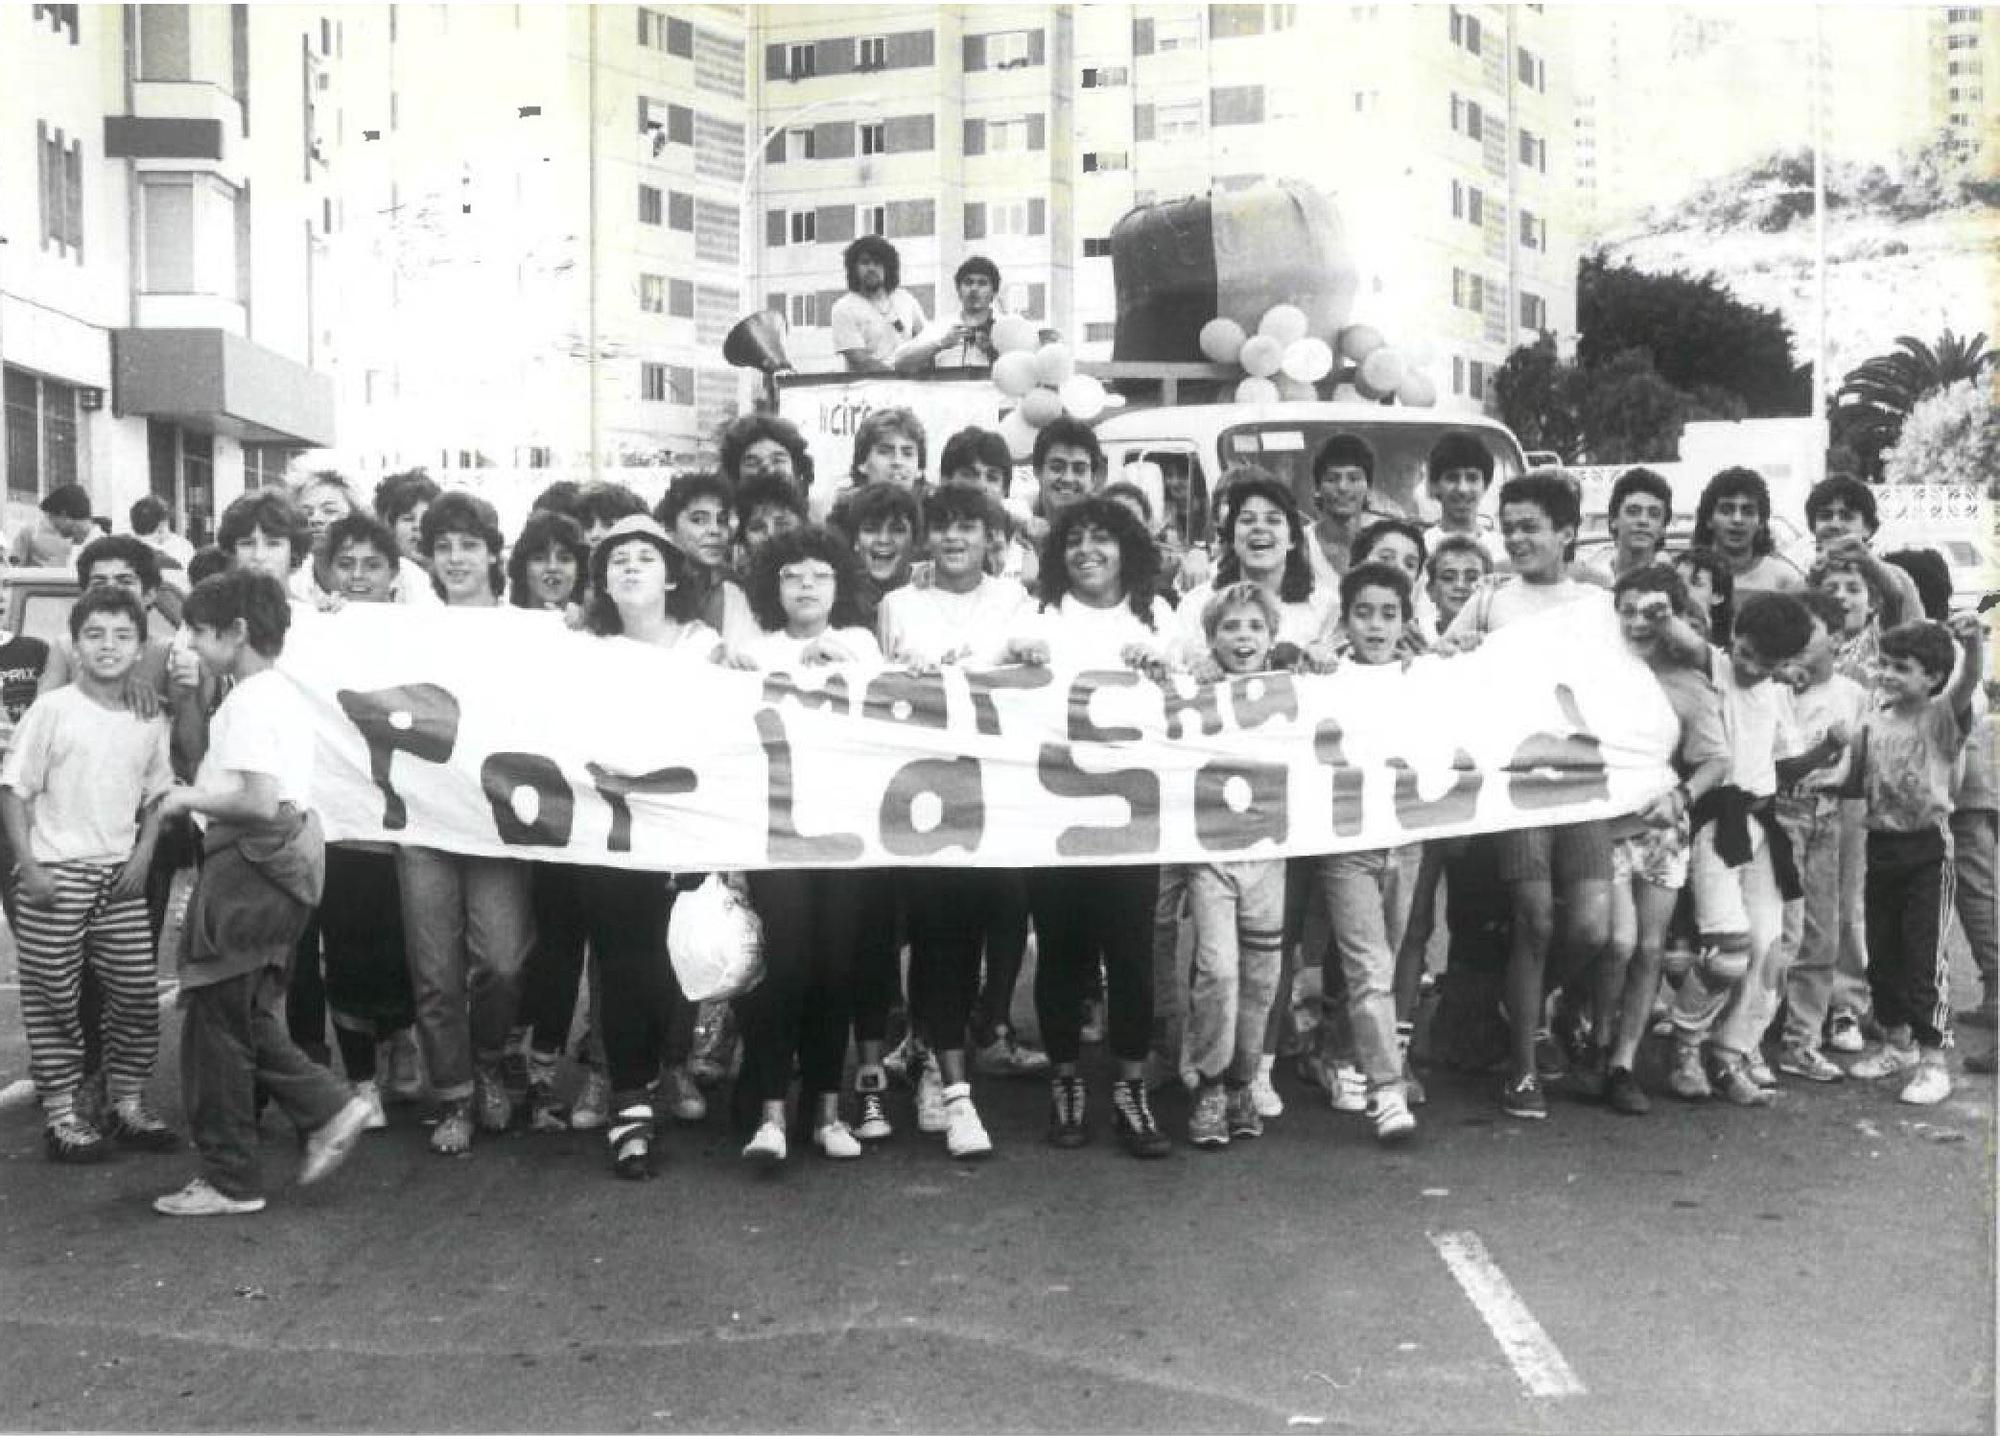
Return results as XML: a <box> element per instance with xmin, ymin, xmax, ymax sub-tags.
<box><xmin>396</xmin><ymin>848</ymin><xmax>535</xmax><ymax>1102</ymax></box>
<box><xmin>1313</xmin><ymin>849</ymin><xmax>1405</xmax><ymax>1091</ymax></box>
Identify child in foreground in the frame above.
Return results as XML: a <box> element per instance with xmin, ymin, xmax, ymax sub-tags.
<box><xmin>152</xmin><ymin>570</ymin><xmax>372</xmax><ymax>1215</ymax></box>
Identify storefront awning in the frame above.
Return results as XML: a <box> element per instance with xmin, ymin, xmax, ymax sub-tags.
<box><xmin>112</xmin><ymin>328</ymin><xmax>335</xmax><ymax>447</ymax></box>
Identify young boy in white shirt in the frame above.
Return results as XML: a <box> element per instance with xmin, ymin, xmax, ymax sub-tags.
<box><xmin>1</xmin><ymin>590</ymin><xmax>175</xmax><ymax>1163</ymax></box>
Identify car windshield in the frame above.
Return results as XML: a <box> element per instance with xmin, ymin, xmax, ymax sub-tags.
<box><xmin>1216</xmin><ymin>421</ymin><xmax>1524</xmax><ymax>517</ymax></box>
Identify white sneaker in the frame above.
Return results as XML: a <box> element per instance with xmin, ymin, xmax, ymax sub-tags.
<box><xmin>154</xmin><ymin>1177</ymin><xmax>266</xmax><ymax>1217</ymax></box>
<box><xmin>1850</xmin><ymin>1042</ymin><xmax>1919</xmax><ymax>1080</ymax></box>
<box><xmin>1369</xmin><ymin>1088</ymin><xmax>1417</xmax><ymax>1144</ymax></box>
<box><xmin>915</xmin><ymin>1055</ymin><xmax>948</xmax><ymax>1134</ymax></box>
<box><xmin>1328</xmin><ymin>1062</ymin><xmax>1368</xmax><ymax>1114</ymax></box>
<box><xmin>568</xmin><ymin>1067</ymin><xmax>611</xmax><ymax>1131</ymax></box>
<box><xmin>1826</xmin><ymin>1010</ymin><xmax>1866</xmax><ymax>1054</ymax></box>
<box><xmin>1898</xmin><ymin>1061</ymin><xmax>1952</xmax><ymax>1106</ymax></box>
<box><xmin>1250</xmin><ymin>1069</ymin><xmax>1285</xmax><ymax>1119</ymax></box>
<box><xmin>299</xmin><ymin>1094</ymin><xmax>374</xmax><ymax>1186</ymax></box>
<box><xmin>741</xmin><ymin>1119</ymin><xmax>787</xmax><ymax>1166</ymax></box>
<box><xmin>662</xmin><ymin>1066</ymin><xmax>707</xmax><ymax>1123</ymax></box>
<box><xmin>941</xmin><ymin>1084</ymin><xmax>993</xmax><ymax>1159</ymax></box>
<box><xmin>813</xmin><ymin>1120</ymin><xmax>863</xmax><ymax>1159</ymax></box>
<box><xmin>353</xmin><ymin>1079</ymin><xmax>388</xmax><ymax>1132</ymax></box>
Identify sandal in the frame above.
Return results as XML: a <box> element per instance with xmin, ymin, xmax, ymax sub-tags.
<box><xmin>608</xmin><ymin>1103</ymin><xmax>654</xmax><ymax>1180</ymax></box>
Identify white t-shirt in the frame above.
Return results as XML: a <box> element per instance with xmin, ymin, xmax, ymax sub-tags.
<box><xmin>1172</xmin><ymin>580</ymin><xmax>1335</xmax><ymax>665</ymax></box>
<box><xmin>878</xmin><ymin>577</ymin><xmax>1030</xmax><ymax>667</ymax></box>
<box><xmin>0</xmin><ymin>687</ymin><xmax>173</xmax><ymax>864</ymax></box>
<box><xmin>1786</xmin><ymin>673</ymin><xmax>1869</xmax><ymax>794</ymax></box>
<box><xmin>1710</xmin><ymin>651</ymin><xmax>1802</xmax><ymax>799</ymax></box>
<box><xmin>197</xmin><ymin>668</ymin><xmax>316</xmax><ymax>813</ymax></box>
<box><xmin>830</xmin><ymin>289</ymin><xmax>928</xmax><ymax>369</ymax></box>
<box><xmin>1443</xmin><ymin>573</ymin><xmax>1601</xmax><ymax>642</ymax></box>
<box><xmin>1011</xmin><ymin>595</ymin><xmax>1161</xmax><ymax>669</ymax></box>
<box><xmin>741</xmin><ymin>627</ymin><xmax>883</xmax><ymax>669</ymax></box>
<box><xmin>622</xmin><ymin>618</ymin><xmax>723</xmax><ymax>662</ymax></box>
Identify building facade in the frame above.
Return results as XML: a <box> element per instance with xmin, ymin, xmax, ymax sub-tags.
<box><xmin>322</xmin><ymin>2</ymin><xmax>750</xmax><ymax>501</ymax></box>
<box><xmin>1</xmin><ymin>2</ymin><xmax>336</xmax><ymax>545</ymax></box>
<box><xmin>749</xmin><ymin>4</ymin><xmax>1073</xmax><ymax>373</ymax></box>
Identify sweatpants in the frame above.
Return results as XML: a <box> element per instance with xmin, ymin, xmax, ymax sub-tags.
<box><xmin>971</xmin><ymin>869</ymin><xmax>1031</xmax><ymax>1043</ymax></box>
<box><xmin>573</xmin><ymin>867</ymin><xmax>676</xmax><ymax>1103</ymax></box>
<box><xmin>13</xmin><ymin>860</ymin><xmax>158</xmax><ymax>1114</ymax></box>
<box><xmin>1865</xmin><ymin>826</ymin><xmax>1956</xmax><ymax>1049</ymax></box>
<box><xmin>738</xmin><ymin>869</ymin><xmax>859</xmax><ymax>1104</ymax></box>
<box><xmin>848</xmin><ymin>869</ymin><xmax>903</xmax><ymax>1047</ymax></box>
<box><xmin>181</xmin><ymin>963</ymin><xmax>351</xmax><ymax>1200</ymax></box>
<box><xmin>1181</xmin><ymin>859</ymin><xmax>1285</xmax><ymax>1084</ymax></box>
<box><xmin>1027</xmin><ymin>864</ymin><xmax>1158</xmax><ymax>1065</ymax></box>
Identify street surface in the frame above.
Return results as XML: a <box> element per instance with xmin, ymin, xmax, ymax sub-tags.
<box><xmin>0</xmin><ymin>929</ymin><xmax>1993</xmax><ymax>1434</ymax></box>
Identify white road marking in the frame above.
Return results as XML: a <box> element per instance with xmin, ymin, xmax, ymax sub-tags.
<box><xmin>1430</xmin><ymin>1229</ymin><xmax>1585</xmax><ymax>1399</ymax></box>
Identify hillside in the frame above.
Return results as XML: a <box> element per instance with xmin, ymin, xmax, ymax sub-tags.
<box><xmin>1594</xmin><ymin>182</ymin><xmax>1996</xmax><ymax>390</ymax></box>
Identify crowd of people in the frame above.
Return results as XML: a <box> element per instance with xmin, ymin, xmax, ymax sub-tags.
<box><xmin>0</xmin><ymin>389</ymin><xmax>1992</xmax><ymax>1217</ymax></box>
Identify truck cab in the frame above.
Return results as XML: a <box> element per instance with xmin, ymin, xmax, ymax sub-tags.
<box><xmin>1091</xmin><ymin>399</ymin><xmax>1528</xmax><ymax>546</ymax></box>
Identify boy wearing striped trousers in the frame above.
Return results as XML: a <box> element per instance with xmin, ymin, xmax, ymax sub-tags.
<box><xmin>0</xmin><ymin>590</ymin><xmax>176</xmax><ymax>1162</ymax></box>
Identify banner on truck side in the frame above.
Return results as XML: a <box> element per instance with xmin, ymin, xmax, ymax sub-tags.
<box><xmin>276</xmin><ymin>600</ymin><xmax>1679</xmax><ymax>871</ymax></box>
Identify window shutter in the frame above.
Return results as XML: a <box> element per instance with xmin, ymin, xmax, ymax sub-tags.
<box><xmin>1028</xmin><ymin>197</ymin><xmax>1046</xmax><ymax>235</ymax></box>
<box><xmin>1134</xmin><ymin>17</ymin><xmax>1154</xmax><ymax>53</ymax></box>
<box><xmin>766</xmin><ymin>209</ymin><xmax>786</xmax><ymax>247</ymax></box>
<box><xmin>667</xmin><ymin>104</ymin><xmax>693</xmax><ymax>145</ymax></box>
<box><xmin>65</xmin><ymin>139</ymin><xmax>82</xmax><ymax>256</ymax></box>
<box><xmin>668</xmin><ymin>190</ymin><xmax>694</xmax><ymax>230</ymax></box>
<box><xmin>887</xmin><ymin>199</ymin><xmax>934</xmax><ymax>237</ymax></box>
<box><xmin>817</xmin><ymin>204</ymin><xmax>855</xmax><ymax>243</ymax></box>
<box><xmin>815</xmin><ymin>38</ymin><xmax>853</xmax><ymax>75</ymax></box>
<box><xmin>817</xmin><ymin>290</ymin><xmax>844</xmax><ymax>326</ymax></box>
<box><xmin>668</xmin><ymin>279</ymin><xmax>694</xmax><ymax>317</ymax></box>
<box><xmin>963</xmin><ymin>33</ymin><xmax>986</xmax><ymax>70</ymax></box>
<box><xmin>815</xmin><ymin>120</ymin><xmax>855</xmax><ymax>158</ymax></box>
<box><xmin>1027</xmin><ymin>283</ymin><xmax>1046</xmax><ymax>320</ymax></box>
<box><xmin>1029</xmin><ymin>29</ymin><xmax>1046</xmax><ymax>64</ymax></box>
<box><xmin>1028</xmin><ymin>113</ymin><xmax>1046</xmax><ymax>150</ymax></box>
<box><xmin>894</xmin><ymin>30</ymin><xmax>935</xmax><ymax>67</ymax></box>
<box><xmin>765</xmin><ymin>130</ymin><xmax>784</xmax><ymax>163</ymax></box>
<box><xmin>1134</xmin><ymin>105</ymin><xmax>1155</xmax><ymax>142</ymax></box>
<box><xmin>963</xmin><ymin>118</ymin><xmax>985</xmax><ymax>156</ymax></box>
<box><xmin>964</xmin><ymin>202</ymin><xmax>987</xmax><ymax>240</ymax></box>
<box><xmin>766</xmin><ymin>292</ymin><xmax>784</xmax><ymax>317</ymax></box>
<box><xmin>765</xmin><ymin>42</ymin><xmax>785</xmax><ymax>78</ymax></box>
<box><xmin>884</xmin><ymin>115</ymin><xmax>934</xmax><ymax>153</ymax></box>
<box><xmin>36</xmin><ymin>120</ymin><xmax>51</xmax><ymax>248</ymax></box>
<box><xmin>666</xmin><ymin>17</ymin><xmax>692</xmax><ymax>56</ymax></box>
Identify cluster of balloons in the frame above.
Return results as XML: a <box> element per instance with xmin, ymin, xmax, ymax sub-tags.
<box><xmin>1197</xmin><ymin>307</ymin><xmax>1437</xmax><ymax>408</ymax></box>
<box><xmin>989</xmin><ymin>314</ymin><xmax>1113</xmax><ymax>458</ymax></box>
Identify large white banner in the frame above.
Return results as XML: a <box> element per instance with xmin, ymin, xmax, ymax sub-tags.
<box><xmin>276</xmin><ymin>600</ymin><xmax>1678</xmax><ymax>871</ymax></box>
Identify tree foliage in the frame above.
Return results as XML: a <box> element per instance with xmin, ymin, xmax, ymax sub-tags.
<box><xmin>1577</xmin><ymin>255</ymin><xmax>1812</xmax><ymax>417</ymax></box>
<box><xmin>1832</xmin><ymin>330</ymin><xmax>1995</xmax><ymax>480</ymax></box>
<box><xmin>1881</xmin><ymin>378</ymin><xmax>2000</xmax><ymax>491</ymax></box>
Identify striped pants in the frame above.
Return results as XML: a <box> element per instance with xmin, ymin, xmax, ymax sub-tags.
<box><xmin>13</xmin><ymin>860</ymin><xmax>158</xmax><ymax>1114</ymax></box>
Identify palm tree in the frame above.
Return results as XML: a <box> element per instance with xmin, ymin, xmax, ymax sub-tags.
<box><xmin>1833</xmin><ymin>330</ymin><xmax>1995</xmax><ymax>478</ymax></box>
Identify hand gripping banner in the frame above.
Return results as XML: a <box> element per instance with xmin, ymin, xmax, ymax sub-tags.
<box><xmin>277</xmin><ymin>599</ymin><xmax>1679</xmax><ymax>871</ymax></box>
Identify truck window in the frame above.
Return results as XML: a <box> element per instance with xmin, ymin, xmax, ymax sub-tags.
<box><xmin>1115</xmin><ymin>446</ymin><xmax>1209</xmax><ymax>545</ymax></box>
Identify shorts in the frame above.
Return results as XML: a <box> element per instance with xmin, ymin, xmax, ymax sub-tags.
<box><xmin>1612</xmin><ymin>816</ymin><xmax>1691</xmax><ymax>891</ymax></box>
<box><xmin>1495</xmin><ymin>819</ymin><xmax>1613</xmax><ymax>886</ymax></box>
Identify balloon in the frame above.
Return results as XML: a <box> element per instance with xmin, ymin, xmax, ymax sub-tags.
<box><xmin>1258</xmin><ymin>304</ymin><xmax>1309</xmax><ymax>346</ymax></box>
<box><xmin>1280</xmin><ymin>336</ymin><xmax>1335</xmax><ymax>383</ymax></box>
<box><xmin>1238</xmin><ymin>334</ymin><xmax>1284</xmax><ymax>378</ymax></box>
<box><xmin>1198</xmin><ymin>317</ymin><xmax>1247</xmax><ymax>365</ymax></box>
<box><xmin>1058</xmin><ymin>372</ymin><xmax>1108</xmax><ymax>420</ymax></box>
<box><xmin>992</xmin><ymin>350</ymin><xmax>1039</xmax><ymax>398</ymax></box>
<box><xmin>998</xmin><ymin>409</ymin><xmax>1038</xmax><ymax>460</ymax></box>
<box><xmin>1396</xmin><ymin>371</ymin><xmax>1439</xmax><ymax>407</ymax></box>
<box><xmin>1019</xmin><ymin>386</ymin><xmax>1064</xmax><ymax>427</ymax></box>
<box><xmin>1356</xmin><ymin>346</ymin><xmax>1405</xmax><ymax>399</ymax></box>
<box><xmin>1277</xmin><ymin>375</ymin><xmax>1318</xmax><ymax>402</ymax></box>
<box><xmin>1338</xmin><ymin>324</ymin><xmax>1385</xmax><ymax>362</ymax></box>
<box><xmin>1033</xmin><ymin>343</ymin><xmax>1074</xmax><ymax>386</ymax></box>
<box><xmin>991</xmin><ymin>314</ymin><xmax>1039</xmax><ymax>355</ymax></box>
<box><xmin>1234</xmin><ymin>375</ymin><xmax>1280</xmax><ymax>405</ymax></box>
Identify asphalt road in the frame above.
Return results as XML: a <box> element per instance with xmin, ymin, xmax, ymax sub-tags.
<box><xmin>0</xmin><ymin>935</ymin><xmax>1993</xmax><ymax>1433</ymax></box>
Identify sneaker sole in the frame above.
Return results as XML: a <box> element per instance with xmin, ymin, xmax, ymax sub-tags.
<box><xmin>154</xmin><ymin>1194</ymin><xmax>266</xmax><ymax>1216</ymax></box>
<box><xmin>947</xmin><ymin>1142</ymin><xmax>994</xmax><ymax>1160</ymax></box>
<box><xmin>301</xmin><ymin>1101</ymin><xmax>375</xmax><ymax>1185</ymax></box>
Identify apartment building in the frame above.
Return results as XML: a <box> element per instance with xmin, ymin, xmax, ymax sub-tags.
<box><xmin>1</xmin><ymin>3</ymin><xmax>336</xmax><ymax>544</ymax></box>
<box><xmin>748</xmin><ymin>5</ymin><xmax>1074</xmax><ymax>373</ymax></box>
<box><xmin>323</xmin><ymin>3</ymin><xmax>750</xmax><ymax>491</ymax></box>
<box><xmin>1071</xmin><ymin>3</ymin><xmax>1576</xmax><ymax>414</ymax></box>
<box><xmin>1932</xmin><ymin>5</ymin><xmax>2000</xmax><ymax>170</ymax></box>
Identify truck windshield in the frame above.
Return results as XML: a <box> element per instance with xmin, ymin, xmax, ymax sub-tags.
<box><xmin>1216</xmin><ymin>421</ymin><xmax>1524</xmax><ymax>518</ymax></box>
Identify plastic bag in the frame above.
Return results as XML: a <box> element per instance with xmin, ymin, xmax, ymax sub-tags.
<box><xmin>667</xmin><ymin>873</ymin><xmax>765</xmax><ymax>1003</ymax></box>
